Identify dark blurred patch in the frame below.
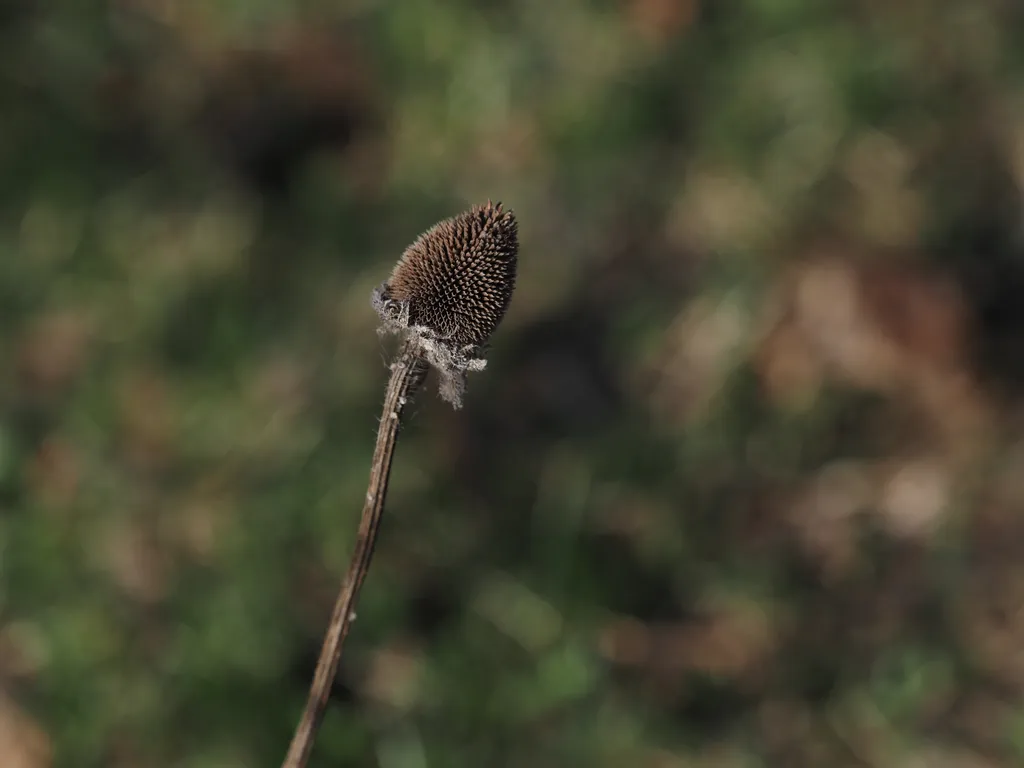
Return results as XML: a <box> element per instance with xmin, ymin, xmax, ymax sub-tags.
<box><xmin>671</xmin><ymin>675</ymin><xmax>756</xmax><ymax>736</ymax></box>
<box><xmin>585</xmin><ymin>530</ymin><xmax>686</xmax><ymax>622</ymax></box>
<box><xmin>0</xmin><ymin>0</ymin><xmax>36</xmax><ymax>32</ymax></box>
<box><xmin>923</xmin><ymin>102</ymin><xmax>1024</xmax><ymax>391</ymax></box>
<box><xmin>406</xmin><ymin>576</ymin><xmax>464</xmax><ymax>638</ymax></box>
<box><xmin>93</xmin><ymin>24</ymin><xmax>382</xmax><ymax>201</ymax></box>
<box><xmin>193</xmin><ymin>32</ymin><xmax>381</xmax><ymax>199</ymax></box>
<box><xmin>497</xmin><ymin>307</ymin><xmax>622</xmax><ymax>438</ymax></box>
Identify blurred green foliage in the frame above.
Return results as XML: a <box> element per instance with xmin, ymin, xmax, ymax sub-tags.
<box><xmin>3</xmin><ymin>1</ymin><xmax>1024</xmax><ymax>766</ymax></box>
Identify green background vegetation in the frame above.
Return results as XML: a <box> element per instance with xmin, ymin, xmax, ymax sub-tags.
<box><xmin>3</xmin><ymin>1</ymin><xmax>1024</xmax><ymax>766</ymax></box>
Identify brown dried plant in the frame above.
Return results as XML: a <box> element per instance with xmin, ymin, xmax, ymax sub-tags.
<box><xmin>281</xmin><ymin>202</ymin><xmax>518</xmax><ymax>768</ymax></box>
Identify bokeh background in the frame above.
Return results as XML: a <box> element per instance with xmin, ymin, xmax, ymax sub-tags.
<box><xmin>4</xmin><ymin>1</ymin><xmax>1024</xmax><ymax>766</ymax></box>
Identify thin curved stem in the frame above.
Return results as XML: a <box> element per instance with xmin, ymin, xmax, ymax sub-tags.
<box><xmin>282</xmin><ymin>339</ymin><xmax>427</xmax><ymax>768</ymax></box>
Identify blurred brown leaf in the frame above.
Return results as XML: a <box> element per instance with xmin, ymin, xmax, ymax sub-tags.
<box><xmin>16</xmin><ymin>310</ymin><xmax>94</xmax><ymax>401</ymax></box>
<box><xmin>0</xmin><ymin>694</ymin><xmax>50</xmax><ymax>768</ymax></box>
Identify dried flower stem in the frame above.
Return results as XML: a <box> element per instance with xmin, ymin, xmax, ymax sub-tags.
<box><xmin>282</xmin><ymin>201</ymin><xmax>517</xmax><ymax>766</ymax></box>
<box><xmin>281</xmin><ymin>339</ymin><xmax>427</xmax><ymax>768</ymax></box>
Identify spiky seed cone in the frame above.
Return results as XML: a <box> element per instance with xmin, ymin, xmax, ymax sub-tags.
<box><xmin>382</xmin><ymin>201</ymin><xmax>518</xmax><ymax>348</ymax></box>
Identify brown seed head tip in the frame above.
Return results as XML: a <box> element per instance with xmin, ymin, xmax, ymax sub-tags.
<box><xmin>378</xmin><ymin>201</ymin><xmax>518</xmax><ymax>348</ymax></box>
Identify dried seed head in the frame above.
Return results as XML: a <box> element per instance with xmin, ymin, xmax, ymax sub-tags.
<box><xmin>378</xmin><ymin>201</ymin><xmax>518</xmax><ymax>347</ymax></box>
<box><xmin>372</xmin><ymin>201</ymin><xmax>519</xmax><ymax>408</ymax></box>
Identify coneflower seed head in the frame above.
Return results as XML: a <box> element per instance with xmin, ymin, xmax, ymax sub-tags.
<box><xmin>379</xmin><ymin>201</ymin><xmax>518</xmax><ymax>347</ymax></box>
<box><xmin>371</xmin><ymin>201</ymin><xmax>519</xmax><ymax>408</ymax></box>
